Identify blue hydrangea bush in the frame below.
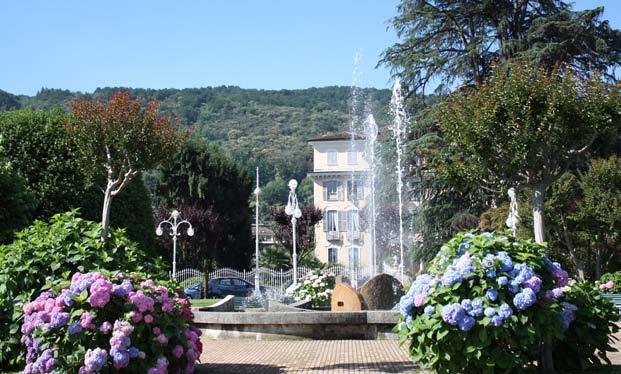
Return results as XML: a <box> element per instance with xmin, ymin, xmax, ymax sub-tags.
<box><xmin>21</xmin><ymin>271</ymin><xmax>202</xmax><ymax>373</ymax></box>
<box><xmin>398</xmin><ymin>232</ymin><xmax>591</xmax><ymax>373</ymax></box>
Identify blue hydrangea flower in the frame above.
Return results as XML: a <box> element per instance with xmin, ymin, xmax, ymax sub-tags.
<box><xmin>424</xmin><ymin>305</ymin><xmax>435</xmax><ymax>317</ymax></box>
<box><xmin>468</xmin><ymin>299</ymin><xmax>484</xmax><ymax>317</ymax></box>
<box><xmin>50</xmin><ymin>312</ymin><xmax>70</xmax><ymax>329</ymax></box>
<box><xmin>461</xmin><ymin>299</ymin><xmax>473</xmax><ymax>313</ymax></box>
<box><xmin>441</xmin><ymin>269</ymin><xmax>463</xmax><ymax>287</ymax></box>
<box><xmin>498</xmin><ymin>303</ymin><xmax>513</xmax><ymax>319</ymax></box>
<box><xmin>486</xmin><ymin>269</ymin><xmax>497</xmax><ymax>278</ymax></box>
<box><xmin>513</xmin><ymin>288</ymin><xmax>536</xmax><ymax>310</ymax></box>
<box><xmin>441</xmin><ymin>303</ymin><xmax>465</xmax><ymax>325</ymax></box>
<box><xmin>457</xmin><ymin>242</ymin><xmax>471</xmax><ymax>255</ymax></box>
<box><xmin>496</xmin><ymin>251</ymin><xmax>513</xmax><ymax>272</ymax></box>
<box><xmin>458</xmin><ymin>315</ymin><xmax>476</xmax><ymax>331</ymax></box>
<box><xmin>490</xmin><ymin>315</ymin><xmax>503</xmax><ymax>327</ymax></box>
<box><xmin>68</xmin><ymin>322</ymin><xmax>83</xmax><ymax>334</ymax></box>
<box><xmin>486</xmin><ymin>288</ymin><xmax>499</xmax><ymax>301</ymax></box>
<box><xmin>484</xmin><ymin>307</ymin><xmax>496</xmax><ymax>317</ymax></box>
<box><xmin>560</xmin><ymin>302</ymin><xmax>578</xmax><ymax>330</ymax></box>
<box><xmin>511</xmin><ymin>263</ymin><xmax>535</xmax><ymax>284</ymax></box>
<box><xmin>128</xmin><ymin>347</ymin><xmax>140</xmax><ymax>358</ymax></box>
<box><xmin>481</xmin><ymin>232</ymin><xmax>494</xmax><ymax>238</ymax></box>
<box><xmin>482</xmin><ymin>254</ymin><xmax>496</xmax><ymax>268</ymax></box>
<box><xmin>497</xmin><ymin>276</ymin><xmax>508</xmax><ymax>287</ymax></box>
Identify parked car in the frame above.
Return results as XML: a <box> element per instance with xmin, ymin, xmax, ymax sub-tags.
<box><xmin>184</xmin><ymin>283</ymin><xmax>203</xmax><ymax>299</ymax></box>
<box><xmin>207</xmin><ymin>277</ymin><xmax>266</xmax><ymax>297</ymax></box>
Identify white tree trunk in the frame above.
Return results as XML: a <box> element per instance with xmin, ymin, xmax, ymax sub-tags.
<box><xmin>101</xmin><ymin>184</ymin><xmax>114</xmax><ymax>243</ymax></box>
<box><xmin>532</xmin><ymin>184</ymin><xmax>546</xmax><ymax>243</ymax></box>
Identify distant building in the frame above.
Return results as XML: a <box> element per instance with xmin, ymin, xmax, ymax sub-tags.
<box><xmin>307</xmin><ymin>132</ymin><xmax>371</xmax><ymax>270</ymax></box>
<box><xmin>251</xmin><ymin>224</ymin><xmax>277</xmax><ymax>249</ymax></box>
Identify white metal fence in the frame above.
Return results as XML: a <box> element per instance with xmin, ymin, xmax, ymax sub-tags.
<box><xmin>175</xmin><ymin>266</ymin><xmax>377</xmax><ymax>291</ymax></box>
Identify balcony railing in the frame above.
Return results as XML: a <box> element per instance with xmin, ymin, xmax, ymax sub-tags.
<box><xmin>347</xmin><ymin>231</ymin><xmax>361</xmax><ymax>241</ymax></box>
<box><xmin>326</xmin><ymin>231</ymin><xmax>340</xmax><ymax>241</ymax></box>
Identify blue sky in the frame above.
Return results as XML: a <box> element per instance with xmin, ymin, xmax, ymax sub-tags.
<box><xmin>0</xmin><ymin>0</ymin><xmax>619</xmax><ymax>96</ymax></box>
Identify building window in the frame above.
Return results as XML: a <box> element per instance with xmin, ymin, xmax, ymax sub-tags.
<box><xmin>348</xmin><ymin>246</ymin><xmax>360</xmax><ymax>270</ymax></box>
<box><xmin>327</xmin><ymin>150</ymin><xmax>338</xmax><ymax>165</ymax></box>
<box><xmin>328</xmin><ymin>246</ymin><xmax>339</xmax><ymax>264</ymax></box>
<box><xmin>324</xmin><ymin>210</ymin><xmax>338</xmax><ymax>232</ymax></box>
<box><xmin>347</xmin><ymin>180</ymin><xmax>364</xmax><ymax>201</ymax></box>
<box><xmin>347</xmin><ymin>150</ymin><xmax>357</xmax><ymax>165</ymax></box>
<box><xmin>346</xmin><ymin>209</ymin><xmax>359</xmax><ymax>232</ymax></box>
<box><xmin>323</xmin><ymin>180</ymin><xmax>342</xmax><ymax>201</ymax></box>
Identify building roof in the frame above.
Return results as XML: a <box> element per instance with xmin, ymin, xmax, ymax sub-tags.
<box><xmin>308</xmin><ymin>132</ymin><xmax>366</xmax><ymax>142</ymax></box>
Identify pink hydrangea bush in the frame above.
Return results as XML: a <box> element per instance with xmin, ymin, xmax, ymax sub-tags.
<box><xmin>21</xmin><ymin>272</ymin><xmax>202</xmax><ymax>373</ymax></box>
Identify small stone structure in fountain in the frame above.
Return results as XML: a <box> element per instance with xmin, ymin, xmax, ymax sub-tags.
<box><xmin>331</xmin><ymin>283</ymin><xmax>364</xmax><ymax>311</ymax></box>
<box><xmin>359</xmin><ymin>273</ymin><xmax>404</xmax><ymax>310</ymax></box>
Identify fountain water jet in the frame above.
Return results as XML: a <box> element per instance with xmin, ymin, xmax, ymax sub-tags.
<box><xmin>389</xmin><ymin>80</ymin><xmax>408</xmax><ymax>283</ymax></box>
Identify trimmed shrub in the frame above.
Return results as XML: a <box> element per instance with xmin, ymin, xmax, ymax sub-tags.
<box><xmin>0</xmin><ymin>212</ymin><xmax>165</xmax><ymax>370</ymax></box>
<box><xmin>359</xmin><ymin>273</ymin><xmax>404</xmax><ymax>310</ymax></box>
<box><xmin>288</xmin><ymin>270</ymin><xmax>335</xmax><ymax>307</ymax></box>
<box><xmin>397</xmin><ymin>231</ymin><xmax>610</xmax><ymax>373</ymax></box>
<box><xmin>22</xmin><ymin>271</ymin><xmax>202</xmax><ymax>373</ymax></box>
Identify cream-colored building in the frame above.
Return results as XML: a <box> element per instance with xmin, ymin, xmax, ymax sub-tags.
<box><xmin>308</xmin><ymin>132</ymin><xmax>372</xmax><ymax>270</ymax></box>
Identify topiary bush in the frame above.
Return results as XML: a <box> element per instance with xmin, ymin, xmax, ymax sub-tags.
<box><xmin>552</xmin><ymin>280</ymin><xmax>619</xmax><ymax>371</ymax></box>
<box><xmin>397</xmin><ymin>231</ymin><xmax>613</xmax><ymax>373</ymax></box>
<box><xmin>21</xmin><ymin>271</ymin><xmax>202</xmax><ymax>373</ymax></box>
<box><xmin>288</xmin><ymin>270</ymin><xmax>335</xmax><ymax>307</ymax></box>
<box><xmin>0</xmin><ymin>211</ymin><xmax>166</xmax><ymax>371</ymax></box>
<box><xmin>598</xmin><ymin>272</ymin><xmax>621</xmax><ymax>293</ymax></box>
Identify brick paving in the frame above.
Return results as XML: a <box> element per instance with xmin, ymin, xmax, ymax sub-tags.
<box><xmin>197</xmin><ymin>340</ymin><xmax>421</xmax><ymax>373</ymax></box>
<box><xmin>197</xmin><ymin>331</ymin><xmax>621</xmax><ymax>373</ymax></box>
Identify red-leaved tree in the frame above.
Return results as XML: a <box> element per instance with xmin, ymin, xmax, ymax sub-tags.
<box><xmin>67</xmin><ymin>90</ymin><xmax>186</xmax><ymax>243</ymax></box>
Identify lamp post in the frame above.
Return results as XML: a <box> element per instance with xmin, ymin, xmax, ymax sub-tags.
<box><xmin>156</xmin><ymin>209</ymin><xmax>194</xmax><ymax>279</ymax></box>
<box><xmin>254</xmin><ymin>167</ymin><xmax>261</xmax><ymax>294</ymax></box>
<box><xmin>285</xmin><ymin>179</ymin><xmax>302</xmax><ymax>286</ymax></box>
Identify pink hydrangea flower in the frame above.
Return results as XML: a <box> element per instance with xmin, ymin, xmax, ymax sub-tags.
<box><xmin>414</xmin><ymin>294</ymin><xmax>425</xmax><ymax>307</ymax></box>
<box><xmin>132</xmin><ymin>311</ymin><xmax>143</xmax><ymax>323</ymax></box>
<box><xmin>88</xmin><ymin>278</ymin><xmax>113</xmax><ymax>308</ymax></box>
<box><xmin>129</xmin><ymin>291</ymin><xmax>154</xmax><ymax>313</ymax></box>
<box><xmin>100</xmin><ymin>321</ymin><xmax>112</xmax><ymax>334</ymax></box>
<box><xmin>153</xmin><ymin>327</ymin><xmax>161</xmax><ymax>335</ymax></box>
<box><xmin>600</xmin><ymin>280</ymin><xmax>614</xmax><ymax>290</ymax></box>
<box><xmin>157</xmin><ymin>334</ymin><xmax>168</xmax><ymax>345</ymax></box>
<box><xmin>80</xmin><ymin>312</ymin><xmax>95</xmax><ymax>329</ymax></box>
<box><xmin>144</xmin><ymin>314</ymin><xmax>154</xmax><ymax>324</ymax></box>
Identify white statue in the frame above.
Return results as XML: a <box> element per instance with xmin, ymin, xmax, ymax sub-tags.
<box><xmin>506</xmin><ymin>187</ymin><xmax>519</xmax><ymax>236</ymax></box>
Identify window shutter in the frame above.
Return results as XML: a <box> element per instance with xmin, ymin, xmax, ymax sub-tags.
<box><xmin>323</xmin><ymin>210</ymin><xmax>328</xmax><ymax>232</ymax></box>
<box><xmin>323</xmin><ymin>182</ymin><xmax>328</xmax><ymax>201</ymax></box>
<box><xmin>338</xmin><ymin>211</ymin><xmax>347</xmax><ymax>232</ymax></box>
<box><xmin>337</xmin><ymin>182</ymin><xmax>343</xmax><ymax>200</ymax></box>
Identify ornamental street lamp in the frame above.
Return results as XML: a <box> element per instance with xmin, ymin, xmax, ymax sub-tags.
<box><xmin>254</xmin><ymin>167</ymin><xmax>261</xmax><ymax>294</ymax></box>
<box><xmin>285</xmin><ymin>179</ymin><xmax>302</xmax><ymax>286</ymax></box>
<box><xmin>156</xmin><ymin>209</ymin><xmax>194</xmax><ymax>279</ymax></box>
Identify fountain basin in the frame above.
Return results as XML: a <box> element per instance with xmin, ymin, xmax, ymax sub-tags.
<box><xmin>193</xmin><ymin>310</ymin><xmax>399</xmax><ymax>340</ymax></box>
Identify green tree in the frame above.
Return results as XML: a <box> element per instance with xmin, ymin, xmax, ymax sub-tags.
<box><xmin>433</xmin><ymin>63</ymin><xmax>621</xmax><ymax>243</ymax></box>
<box><xmin>0</xmin><ymin>140</ymin><xmax>36</xmax><ymax>243</ymax></box>
<box><xmin>380</xmin><ymin>1</ymin><xmax>621</xmax><ymax>94</ymax></box>
<box><xmin>268</xmin><ymin>205</ymin><xmax>323</xmax><ymax>264</ymax></box>
<box><xmin>0</xmin><ymin>109</ymin><xmax>158</xmax><ymax>251</ymax></box>
<box><xmin>261</xmin><ymin>175</ymin><xmax>290</xmax><ymax>206</ymax></box>
<box><xmin>154</xmin><ymin>139</ymin><xmax>253</xmax><ymax>269</ymax></box>
<box><xmin>67</xmin><ymin>91</ymin><xmax>185</xmax><ymax>243</ymax></box>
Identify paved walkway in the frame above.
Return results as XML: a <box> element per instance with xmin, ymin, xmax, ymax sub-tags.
<box><xmin>197</xmin><ymin>333</ymin><xmax>621</xmax><ymax>374</ymax></box>
<box><xmin>197</xmin><ymin>340</ymin><xmax>421</xmax><ymax>373</ymax></box>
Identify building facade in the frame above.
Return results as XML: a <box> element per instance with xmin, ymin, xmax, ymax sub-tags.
<box><xmin>308</xmin><ymin>133</ymin><xmax>372</xmax><ymax>271</ymax></box>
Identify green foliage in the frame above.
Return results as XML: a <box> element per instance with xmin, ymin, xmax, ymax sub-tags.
<box><xmin>0</xmin><ymin>109</ymin><xmax>158</xmax><ymax>251</ymax></box>
<box><xmin>399</xmin><ymin>231</ymin><xmax>574</xmax><ymax>373</ymax></box>
<box><xmin>433</xmin><ymin>63</ymin><xmax>621</xmax><ymax>242</ymax></box>
<box><xmin>254</xmin><ymin>246</ymin><xmax>292</xmax><ymax>270</ymax></box>
<box><xmin>381</xmin><ymin>0</ymin><xmax>621</xmax><ymax>94</ymax></box>
<box><xmin>599</xmin><ymin>272</ymin><xmax>621</xmax><ymax>293</ymax></box>
<box><xmin>0</xmin><ymin>109</ymin><xmax>90</xmax><ymax>219</ymax></box>
<box><xmin>261</xmin><ymin>175</ymin><xmax>289</xmax><ymax>206</ymax></box>
<box><xmin>0</xmin><ymin>89</ymin><xmax>21</xmax><ymax>111</ymax></box>
<box><xmin>552</xmin><ymin>281</ymin><xmax>620</xmax><ymax>371</ymax></box>
<box><xmin>4</xmin><ymin>86</ymin><xmax>391</xmax><ymax>183</ymax></box>
<box><xmin>154</xmin><ymin>139</ymin><xmax>253</xmax><ymax>269</ymax></box>
<box><xmin>0</xmin><ymin>142</ymin><xmax>36</xmax><ymax>243</ymax></box>
<box><xmin>0</xmin><ymin>211</ymin><xmax>165</xmax><ymax>370</ymax></box>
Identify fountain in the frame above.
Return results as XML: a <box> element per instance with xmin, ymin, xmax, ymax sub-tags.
<box><xmin>389</xmin><ymin>80</ymin><xmax>408</xmax><ymax>283</ymax></box>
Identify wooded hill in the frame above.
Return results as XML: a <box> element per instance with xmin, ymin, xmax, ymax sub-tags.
<box><xmin>0</xmin><ymin>86</ymin><xmax>391</xmax><ymax>181</ymax></box>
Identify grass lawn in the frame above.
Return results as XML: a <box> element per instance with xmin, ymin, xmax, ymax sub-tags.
<box><xmin>190</xmin><ymin>298</ymin><xmax>221</xmax><ymax>307</ymax></box>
